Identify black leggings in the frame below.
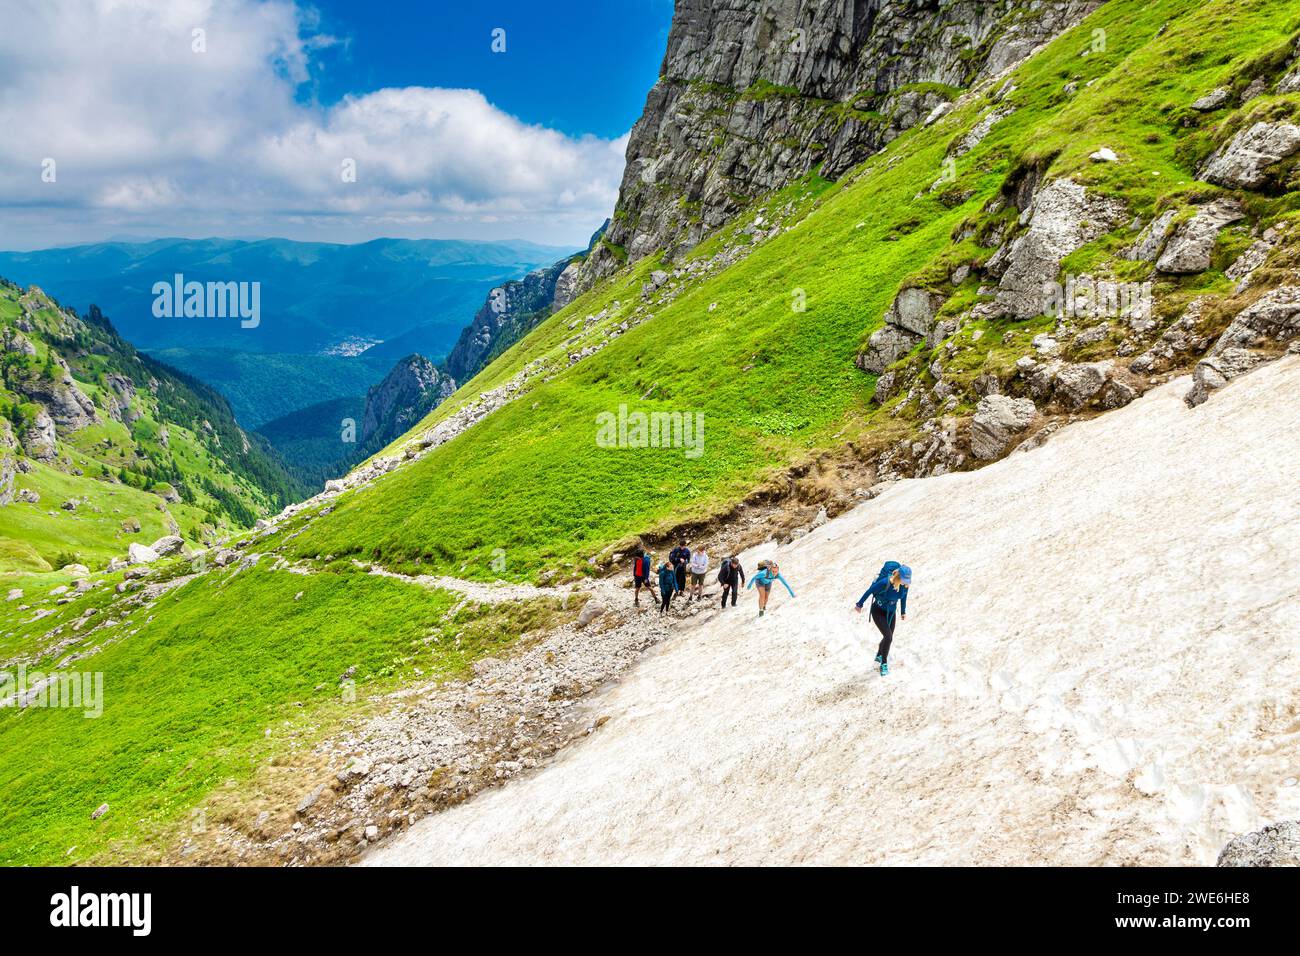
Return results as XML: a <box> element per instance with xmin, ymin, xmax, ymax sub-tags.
<box><xmin>721</xmin><ymin>583</ymin><xmax>738</xmax><ymax>607</ymax></box>
<box><xmin>870</xmin><ymin>603</ymin><xmax>895</xmax><ymax>663</ymax></box>
<box><xmin>660</xmin><ymin>588</ymin><xmax>673</xmax><ymax>612</ymax></box>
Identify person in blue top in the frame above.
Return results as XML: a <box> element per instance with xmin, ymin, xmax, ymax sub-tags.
<box><xmin>656</xmin><ymin>561</ymin><xmax>679</xmax><ymax>614</ymax></box>
<box><xmin>747</xmin><ymin>560</ymin><xmax>794</xmax><ymax>617</ymax></box>
<box><xmin>855</xmin><ymin>562</ymin><xmax>911</xmax><ymax>676</ymax></box>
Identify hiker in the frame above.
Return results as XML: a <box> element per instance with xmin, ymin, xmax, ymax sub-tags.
<box><xmin>656</xmin><ymin>561</ymin><xmax>679</xmax><ymax>614</ymax></box>
<box><xmin>688</xmin><ymin>547</ymin><xmax>710</xmax><ymax>601</ymax></box>
<box><xmin>668</xmin><ymin>539</ymin><xmax>691</xmax><ymax>597</ymax></box>
<box><xmin>855</xmin><ymin>562</ymin><xmax>911</xmax><ymax>677</ymax></box>
<box><xmin>747</xmin><ymin>559</ymin><xmax>794</xmax><ymax>617</ymax></box>
<box><xmin>632</xmin><ymin>548</ymin><xmax>654</xmax><ymax>606</ymax></box>
<box><xmin>717</xmin><ymin>556</ymin><xmax>745</xmax><ymax>608</ymax></box>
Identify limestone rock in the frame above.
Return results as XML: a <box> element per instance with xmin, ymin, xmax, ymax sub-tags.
<box><xmin>577</xmin><ymin>0</ymin><xmax>1108</xmax><ymax>291</ymax></box>
<box><xmin>127</xmin><ymin>542</ymin><xmax>160</xmax><ymax>565</ymax></box>
<box><xmin>1190</xmin><ymin>88</ymin><xmax>1230</xmax><ymax>111</ymax></box>
<box><xmin>1185</xmin><ymin>349</ymin><xmax>1263</xmax><ymax>408</ymax></box>
<box><xmin>577</xmin><ymin>603</ymin><xmax>607</xmax><ymax>628</ymax></box>
<box><xmin>1124</xmin><ymin>210</ymin><xmax>1177</xmax><ymax>262</ymax></box>
<box><xmin>1217</xmin><ymin>820</ymin><xmax>1300</xmax><ymax>866</ymax></box>
<box><xmin>856</xmin><ymin>288</ymin><xmax>945</xmax><ymax>373</ymax></box>
<box><xmin>1211</xmin><ymin>285</ymin><xmax>1300</xmax><ymax>354</ymax></box>
<box><xmin>1054</xmin><ymin>361</ymin><xmax>1113</xmax><ymax>410</ymax></box>
<box><xmin>970</xmin><ymin>395</ymin><xmax>1036</xmax><ymax>460</ymax></box>
<box><xmin>150</xmin><ymin>534</ymin><xmax>184</xmax><ymax>558</ymax></box>
<box><xmin>994</xmin><ymin>179</ymin><xmax>1127</xmax><ymax>319</ymax></box>
<box><xmin>22</xmin><ymin>410</ymin><xmax>57</xmax><ymax>460</ymax></box>
<box><xmin>1155</xmin><ymin>200</ymin><xmax>1244</xmax><ymax>275</ymax></box>
<box><xmin>1200</xmin><ymin>122</ymin><xmax>1300</xmax><ymax>189</ymax></box>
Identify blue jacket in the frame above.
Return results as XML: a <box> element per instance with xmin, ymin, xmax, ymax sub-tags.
<box><xmin>748</xmin><ymin>568</ymin><xmax>794</xmax><ymax>597</ymax></box>
<box><xmin>657</xmin><ymin>564</ymin><xmax>678</xmax><ymax>593</ymax></box>
<box><xmin>857</xmin><ymin>577</ymin><xmax>908</xmax><ymax>620</ymax></box>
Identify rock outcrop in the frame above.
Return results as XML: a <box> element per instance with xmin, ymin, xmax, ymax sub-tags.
<box><xmin>856</xmin><ymin>288</ymin><xmax>946</xmax><ymax>374</ymax></box>
<box><xmin>1200</xmin><ymin>122</ymin><xmax>1300</xmax><ymax>189</ymax></box>
<box><xmin>970</xmin><ymin>395</ymin><xmax>1036</xmax><ymax>460</ymax></box>
<box><xmin>989</xmin><ymin>178</ymin><xmax>1127</xmax><ymax>319</ymax></box>
<box><xmin>1186</xmin><ymin>286</ymin><xmax>1300</xmax><ymax>406</ymax></box>
<box><xmin>1217</xmin><ymin>820</ymin><xmax>1300</xmax><ymax>866</ymax></box>
<box><xmin>16</xmin><ymin>360</ymin><xmax>97</xmax><ymax>431</ymax></box>
<box><xmin>444</xmin><ymin>220</ymin><xmax>607</xmax><ymax>383</ymax></box>
<box><xmin>22</xmin><ymin>409</ymin><xmax>57</xmax><ymax>461</ymax></box>
<box><xmin>1155</xmin><ymin>200</ymin><xmax>1244</xmax><ymax>275</ymax></box>
<box><xmin>360</xmin><ymin>355</ymin><xmax>457</xmax><ymax>449</ymax></box>
<box><xmin>580</xmin><ymin>0</ymin><xmax>1107</xmax><ymax>288</ymax></box>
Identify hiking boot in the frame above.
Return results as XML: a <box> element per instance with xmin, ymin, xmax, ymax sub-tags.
<box><xmin>880</xmin><ymin>661</ymin><xmax>889</xmax><ymax>677</ymax></box>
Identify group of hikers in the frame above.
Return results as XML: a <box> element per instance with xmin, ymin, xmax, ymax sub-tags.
<box><xmin>630</xmin><ymin>543</ymin><xmax>911</xmax><ymax>676</ymax></box>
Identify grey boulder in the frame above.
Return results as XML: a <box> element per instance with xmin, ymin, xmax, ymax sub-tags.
<box><xmin>1200</xmin><ymin>122</ymin><xmax>1300</xmax><ymax>189</ymax></box>
<box><xmin>970</xmin><ymin>395</ymin><xmax>1037</xmax><ymax>460</ymax></box>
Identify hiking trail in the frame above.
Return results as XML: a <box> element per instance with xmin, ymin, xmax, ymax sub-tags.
<box><xmin>364</xmin><ymin>358</ymin><xmax>1300</xmax><ymax>865</ymax></box>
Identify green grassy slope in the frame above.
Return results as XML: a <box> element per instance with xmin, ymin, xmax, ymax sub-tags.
<box><xmin>4</xmin><ymin>0</ymin><xmax>1298</xmax><ymax>867</ymax></box>
<box><xmin>0</xmin><ymin>559</ymin><xmax>575</xmax><ymax>864</ymax></box>
<box><xmin>0</xmin><ymin>281</ymin><xmax>304</xmax><ymax>574</ymax></box>
<box><xmin>282</xmin><ymin>0</ymin><xmax>1300</xmax><ymax>581</ymax></box>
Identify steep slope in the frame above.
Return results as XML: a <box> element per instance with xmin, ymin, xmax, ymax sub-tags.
<box><xmin>0</xmin><ymin>280</ymin><xmax>300</xmax><ymax>573</ymax></box>
<box><xmin>444</xmin><ymin>220</ymin><xmax>609</xmax><ymax>382</ymax></box>
<box><xmin>357</xmin><ymin>355</ymin><xmax>457</xmax><ymax>456</ymax></box>
<box><xmin>365</xmin><ymin>357</ymin><xmax>1300</xmax><ymax>866</ymax></box>
<box><xmin>580</xmin><ymin>0</ymin><xmax>1106</xmax><ymax>286</ymax></box>
<box><xmin>5</xmin><ymin>0</ymin><xmax>1300</xmax><ymax>868</ymax></box>
<box><xmin>270</xmin><ymin>0</ymin><xmax>1300</xmax><ymax>585</ymax></box>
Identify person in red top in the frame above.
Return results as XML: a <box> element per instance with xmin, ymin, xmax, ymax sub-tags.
<box><xmin>631</xmin><ymin>548</ymin><xmax>654</xmax><ymax>607</ymax></box>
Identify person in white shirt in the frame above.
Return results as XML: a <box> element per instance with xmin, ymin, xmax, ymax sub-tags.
<box><xmin>688</xmin><ymin>549</ymin><xmax>709</xmax><ymax>602</ymax></box>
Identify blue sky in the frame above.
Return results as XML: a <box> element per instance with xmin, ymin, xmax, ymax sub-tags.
<box><xmin>0</xmin><ymin>0</ymin><xmax>674</xmax><ymax>250</ymax></box>
<box><xmin>306</xmin><ymin>0</ymin><xmax>672</xmax><ymax>138</ymax></box>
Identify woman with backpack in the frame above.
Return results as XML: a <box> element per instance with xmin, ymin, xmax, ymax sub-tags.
<box><xmin>855</xmin><ymin>562</ymin><xmax>911</xmax><ymax>677</ymax></box>
<box><xmin>747</xmin><ymin>560</ymin><xmax>794</xmax><ymax>617</ymax></box>
<box><xmin>632</xmin><ymin>549</ymin><xmax>654</xmax><ymax>607</ymax></box>
<box><xmin>717</xmin><ymin>556</ymin><xmax>745</xmax><ymax>608</ymax></box>
<box><xmin>668</xmin><ymin>540</ymin><xmax>691</xmax><ymax>597</ymax></box>
<box><xmin>656</xmin><ymin>560</ymin><xmax>679</xmax><ymax>614</ymax></box>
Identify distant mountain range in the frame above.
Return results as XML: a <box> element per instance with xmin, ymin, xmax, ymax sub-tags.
<box><xmin>0</xmin><ymin>237</ymin><xmax>577</xmax><ymax>358</ymax></box>
<box><xmin>0</xmin><ymin>236</ymin><xmax>576</xmax><ymax>471</ymax></box>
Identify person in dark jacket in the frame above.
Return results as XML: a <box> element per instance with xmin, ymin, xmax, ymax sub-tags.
<box><xmin>631</xmin><ymin>549</ymin><xmax>654</xmax><ymax>607</ymax></box>
<box><xmin>656</xmin><ymin>561</ymin><xmax>679</xmax><ymax>614</ymax></box>
<box><xmin>855</xmin><ymin>563</ymin><xmax>911</xmax><ymax>676</ymax></box>
<box><xmin>668</xmin><ymin>540</ymin><xmax>691</xmax><ymax>596</ymax></box>
<box><xmin>717</xmin><ymin>556</ymin><xmax>745</xmax><ymax>608</ymax></box>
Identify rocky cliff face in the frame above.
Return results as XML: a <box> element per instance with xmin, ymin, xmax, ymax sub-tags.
<box><xmin>445</xmin><ymin>220</ymin><xmax>608</xmax><ymax>383</ymax></box>
<box><xmin>580</xmin><ymin>0</ymin><xmax>1105</xmax><ymax>286</ymax></box>
<box><xmin>360</xmin><ymin>354</ymin><xmax>457</xmax><ymax>448</ymax></box>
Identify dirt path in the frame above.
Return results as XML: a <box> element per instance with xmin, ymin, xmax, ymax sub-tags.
<box><xmin>363</xmin><ymin>358</ymin><xmax>1300</xmax><ymax>866</ymax></box>
<box><xmin>363</xmin><ymin>564</ymin><xmax>582</xmax><ymax>605</ymax></box>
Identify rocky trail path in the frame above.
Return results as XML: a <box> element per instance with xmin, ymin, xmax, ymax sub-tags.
<box><xmin>362</xmin><ymin>358</ymin><xmax>1300</xmax><ymax>866</ymax></box>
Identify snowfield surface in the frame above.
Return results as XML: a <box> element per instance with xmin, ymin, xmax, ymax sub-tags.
<box><xmin>366</xmin><ymin>359</ymin><xmax>1300</xmax><ymax>866</ymax></box>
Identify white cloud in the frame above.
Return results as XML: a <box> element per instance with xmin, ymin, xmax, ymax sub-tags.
<box><xmin>0</xmin><ymin>0</ymin><xmax>626</xmax><ymax>248</ymax></box>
